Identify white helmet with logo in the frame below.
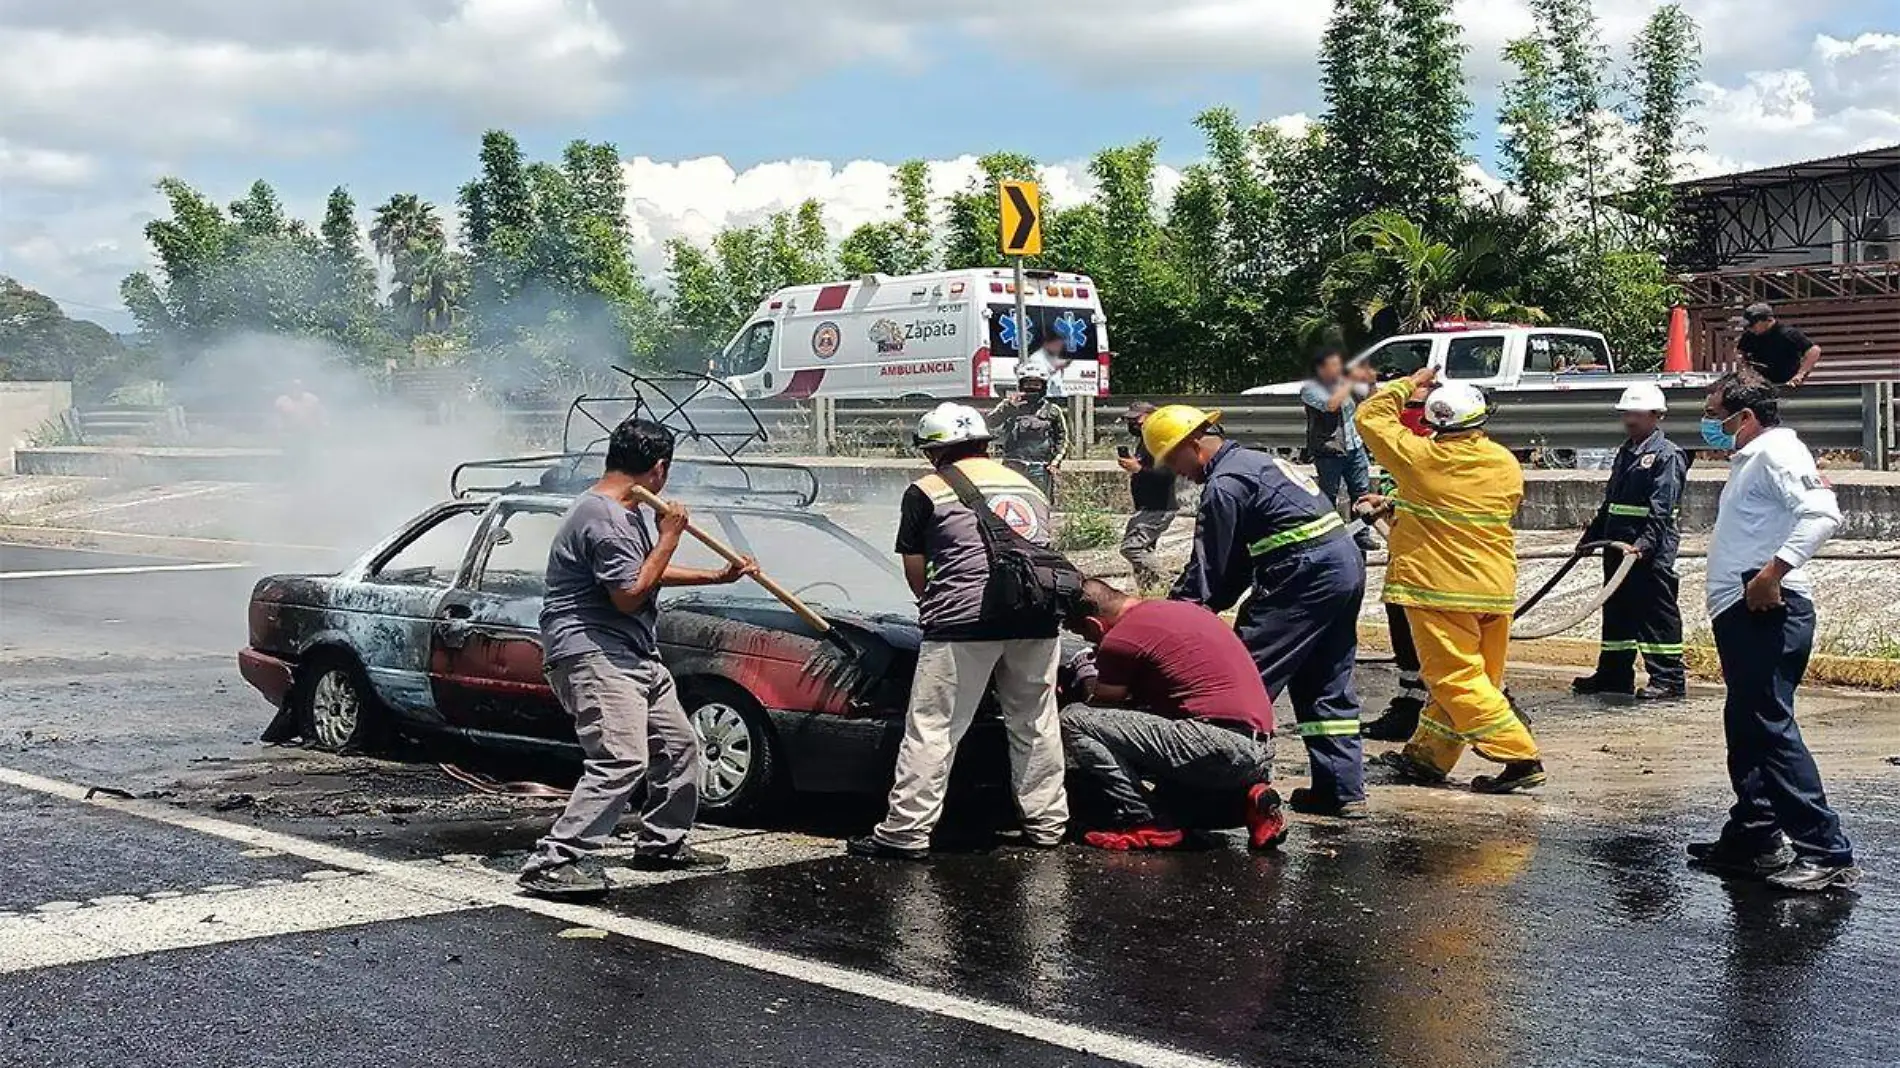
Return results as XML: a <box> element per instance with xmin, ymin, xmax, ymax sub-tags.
<box><xmin>914</xmin><ymin>402</ymin><xmax>992</xmax><ymax>449</ymax></box>
<box><xmin>1614</xmin><ymin>382</ymin><xmax>1668</xmax><ymax>413</ymax></box>
<box><xmin>1015</xmin><ymin>354</ymin><xmax>1055</xmax><ymax>385</ymax></box>
<box><xmin>1423</xmin><ymin>381</ymin><xmax>1491</xmax><ymax>431</ymax></box>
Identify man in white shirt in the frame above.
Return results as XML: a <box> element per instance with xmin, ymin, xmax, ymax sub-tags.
<box><xmin>1690</xmin><ymin>375</ymin><xmax>1858</xmax><ymax>892</ymax></box>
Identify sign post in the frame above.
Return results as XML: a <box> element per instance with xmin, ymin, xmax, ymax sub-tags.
<box><xmin>999</xmin><ymin>181</ymin><xmax>1043</xmax><ymax>370</ymax></box>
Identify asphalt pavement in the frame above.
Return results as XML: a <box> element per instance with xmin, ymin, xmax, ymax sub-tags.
<box><xmin>4</xmin><ymin>543</ymin><xmax>1899</xmax><ymax>1068</ymax></box>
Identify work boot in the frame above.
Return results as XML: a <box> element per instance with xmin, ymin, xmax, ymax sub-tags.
<box><xmin>1245</xmin><ymin>784</ymin><xmax>1289</xmax><ymax>851</ymax></box>
<box><xmin>846</xmin><ymin>836</ymin><xmax>930</xmax><ymax>862</ymax></box>
<box><xmin>628</xmin><ymin>845</ymin><xmax>732</xmax><ymax>872</ymax></box>
<box><xmin>1287</xmin><ymin>787</ymin><xmax>1370</xmax><ymax>820</ymax></box>
<box><xmin>992</xmin><ymin>828</ymin><xmax>1064</xmax><ymax>851</ymax></box>
<box><xmin>517</xmin><ymin>861</ymin><xmax>611</xmax><ymax>900</ymax></box>
<box><xmin>1687</xmin><ymin>834</ymin><xmax>1795</xmax><ymax>878</ymax></box>
<box><xmin>1361</xmin><ymin>695</ymin><xmax>1423</xmax><ymax>742</ymax></box>
<box><xmin>1766</xmin><ymin>858</ymin><xmax>1863</xmax><ymax>893</ymax></box>
<box><xmin>1082</xmin><ymin>825</ymin><xmax>1187</xmax><ymax>852</ymax></box>
<box><xmin>1370</xmin><ymin>749</ymin><xmax>1447</xmax><ymax>785</ymax></box>
<box><xmin>1571</xmin><ymin>675</ymin><xmax>1634</xmax><ymax>697</ymax></box>
<box><xmin>1636</xmin><ymin>682</ymin><xmax>1687</xmax><ymax>702</ymax></box>
<box><xmin>1471</xmin><ymin>760</ymin><xmax>1547</xmax><ymax>794</ymax></box>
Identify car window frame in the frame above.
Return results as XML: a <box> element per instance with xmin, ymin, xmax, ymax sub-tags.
<box><xmin>1443</xmin><ymin>333</ymin><xmax>1508</xmax><ymax>381</ymax></box>
<box><xmin>465</xmin><ymin>501</ymin><xmax>568</xmax><ymax>598</ymax></box>
<box><xmin>1362</xmin><ymin>337</ymin><xmax>1435</xmax><ymax>378</ymax></box>
<box><xmin>360</xmin><ymin>502</ymin><xmax>488</xmax><ymax>590</ymax></box>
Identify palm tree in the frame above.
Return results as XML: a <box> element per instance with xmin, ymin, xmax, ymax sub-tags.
<box><xmin>392</xmin><ymin>245</ymin><xmax>468</xmax><ymax>333</ymax></box>
<box><xmin>368</xmin><ymin>194</ymin><xmax>442</xmax><ymax>265</ymax></box>
<box><xmin>1304</xmin><ymin>210</ymin><xmax>1546</xmax><ymax>345</ymax></box>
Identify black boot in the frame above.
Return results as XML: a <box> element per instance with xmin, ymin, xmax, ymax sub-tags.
<box><xmin>1636</xmin><ymin>681</ymin><xmax>1687</xmax><ymax>702</ymax></box>
<box><xmin>1471</xmin><ymin>760</ymin><xmax>1546</xmax><ymax>794</ymax></box>
<box><xmin>1687</xmin><ymin>834</ymin><xmax>1794</xmax><ymax>877</ymax></box>
<box><xmin>1362</xmin><ymin>694</ymin><xmax>1423</xmax><ymax>741</ymax></box>
<box><xmin>1571</xmin><ymin>675</ymin><xmax>1633</xmax><ymax>697</ymax></box>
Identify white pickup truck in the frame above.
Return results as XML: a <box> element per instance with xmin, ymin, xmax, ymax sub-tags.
<box><xmin>1243</xmin><ymin>323</ymin><xmax>1717</xmax><ymax>395</ymax></box>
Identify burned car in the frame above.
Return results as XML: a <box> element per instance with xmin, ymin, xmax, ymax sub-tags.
<box><xmin>238</xmin><ymin>375</ymin><xmax>1033</xmax><ymax>820</ymax></box>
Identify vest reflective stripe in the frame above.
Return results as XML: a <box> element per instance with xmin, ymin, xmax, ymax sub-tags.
<box><xmin>1382</xmin><ymin>582</ymin><xmax>1518</xmax><ymax>613</ymax></box>
<box><xmin>1247</xmin><ymin>512</ymin><xmax>1345</xmax><ymax>556</ymax></box>
<box><xmin>1295</xmin><ymin>719</ymin><xmax>1362</xmax><ymax>737</ymax></box>
<box><xmin>1606</xmin><ymin>503</ymin><xmax>1650</xmax><ymax>517</ymax></box>
<box><xmin>1394</xmin><ymin>498</ymin><xmax>1516</xmax><ymax>528</ymax></box>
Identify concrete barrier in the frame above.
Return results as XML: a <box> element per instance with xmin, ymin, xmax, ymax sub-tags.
<box><xmin>0</xmin><ymin>381</ymin><xmax>74</xmax><ymax>473</ymax></box>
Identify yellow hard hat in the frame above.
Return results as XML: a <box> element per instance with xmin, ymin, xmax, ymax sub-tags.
<box><xmin>1142</xmin><ymin>404</ymin><xmax>1221</xmax><ymax>461</ymax></box>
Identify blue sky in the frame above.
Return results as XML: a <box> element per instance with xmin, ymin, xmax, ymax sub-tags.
<box><xmin>2</xmin><ymin>0</ymin><xmax>1897</xmax><ymax>328</ymax></box>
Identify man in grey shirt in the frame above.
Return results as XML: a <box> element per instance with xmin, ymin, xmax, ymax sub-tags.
<box><xmin>519</xmin><ymin>417</ymin><xmax>757</xmax><ymax>900</ymax></box>
<box><xmin>1300</xmin><ymin>346</ymin><xmax>1378</xmax><ymax>551</ymax></box>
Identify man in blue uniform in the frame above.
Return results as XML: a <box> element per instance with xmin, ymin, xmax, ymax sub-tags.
<box><xmin>1573</xmin><ymin>384</ymin><xmax>1689</xmax><ymax>701</ymax></box>
<box><xmin>1145</xmin><ymin>404</ymin><xmax>1369</xmax><ymax>819</ymax></box>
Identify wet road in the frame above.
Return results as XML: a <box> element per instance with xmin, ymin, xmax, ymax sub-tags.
<box><xmin>4</xmin><ymin>544</ymin><xmax>1899</xmax><ymax>1068</ymax></box>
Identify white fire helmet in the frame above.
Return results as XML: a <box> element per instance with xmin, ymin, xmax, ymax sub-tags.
<box><xmin>914</xmin><ymin>402</ymin><xmax>992</xmax><ymax>449</ymax></box>
<box><xmin>1015</xmin><ymin>354</ymin><xmax>1055</xmax><ymax>385</ymax></box>
<box><xmin>1614</xmin><ymin>382</ymin><xmax>1668</xmax><ymax>413</ymax></box>
<box><xmin>1423</xmin><ymin>381</ymin><xmax>1491</xmax><ymax>431</ymax></box>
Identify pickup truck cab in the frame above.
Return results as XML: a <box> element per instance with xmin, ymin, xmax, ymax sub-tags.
<box><xmin>1244</xmin><ymin>322</ymin><xmax>1715</xmax><ymax>395</ymax></box>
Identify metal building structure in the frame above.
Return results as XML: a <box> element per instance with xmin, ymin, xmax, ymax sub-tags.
<box><xmin>1670</xmin><ymin>145</ymin><xmax>1900</xmax><ymax>382</ymax></box>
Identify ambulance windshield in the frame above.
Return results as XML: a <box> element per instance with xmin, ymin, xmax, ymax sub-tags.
<box><xmin>720</xmin><ymin>321</ymin><xmax>774</xmax><ymax>376</ymax></box>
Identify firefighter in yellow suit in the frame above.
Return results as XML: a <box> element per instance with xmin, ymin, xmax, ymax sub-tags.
<box><xmin>1356</xmin><ymin>365</ymin><xmax>1546</xmax><ymax>793</ymax></box>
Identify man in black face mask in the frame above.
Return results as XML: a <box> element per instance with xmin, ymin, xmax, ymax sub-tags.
<box><xmin>1116</xmin><ymin>401</ymin><xmax>1179</xmax><ymax>590</ymax></box>
<box><xmin>990</xmin><ymin>354</ymin><xmax>1069</xmax><ymax>502</ymax></box>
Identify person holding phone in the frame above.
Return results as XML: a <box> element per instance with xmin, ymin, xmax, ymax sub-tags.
<box><xmin>1116</xmin><ymin>402</ymin><xmax>1179</xmax><ymax>590</ymax></box>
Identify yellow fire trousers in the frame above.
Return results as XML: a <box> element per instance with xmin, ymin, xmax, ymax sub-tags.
<box><xmin>1402</xmin><ymin>607</ymin><xmax>1541</xmax><ymax>773</ymax></box>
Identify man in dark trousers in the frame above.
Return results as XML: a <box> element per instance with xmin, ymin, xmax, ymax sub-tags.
<box><xmin>1060</xmin><ymin>580</ymin><xmax>1285</xmax><ymax>852</ymax></box>
<box><xmin>990</xmin><ymin>354</ymin><xmax>1068</xmax><ymax>502</ymax></box>
<box><xmin>1145</xmin><ymin>404</ymin><xmax>1369</xmax><ymax>819</ymax></box>
<box><xmin>1735</xmin><ymin>303</ymin><xmax>1822</xmax><ymax>387</ymax></box>
<box><xmin>1115</xmin><ymin>401</ymin><xmax>1179</xmax><ymax>590</ymax></box>
<box><xmin>1690</xmin><ymin>374</ymin><xmax>1858</xmax><ymax>892</ymax></box>
<box><xmin>520</xmin><ymin>418</ymin><xmax>758</xmax><ymax>899</ymax></box>
<box><xmin>1572</xmin><ymin>383</ymin><xmax>1689</xmax><ymax>701</ymax></box>
<box><xmin>1301</xmin><ymin>345</ymin><xmax>1380</xmax><ymax>552</ymax></box>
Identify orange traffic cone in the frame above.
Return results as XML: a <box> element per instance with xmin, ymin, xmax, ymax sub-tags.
<box><xmin>1662</xmin><ymin>305</ymin><xmax>1692</xmax><ymax>373</ymax></box>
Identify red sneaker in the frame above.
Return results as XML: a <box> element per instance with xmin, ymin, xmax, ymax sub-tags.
<box><xmin>1083</xmin><ymin>825</ymin><xmax>1187</xmax><ymax>851</ymax></box>
<box><xmin>1246</xmin><ymin>784</ymin><xmax>1288</xmax><ymax>851</ymax></box>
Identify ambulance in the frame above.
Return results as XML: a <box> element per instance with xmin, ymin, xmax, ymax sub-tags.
<box><xmin>713</xmin><ymin>268</ymin><xmax>1111</xmax><ymax>401</ymax></box>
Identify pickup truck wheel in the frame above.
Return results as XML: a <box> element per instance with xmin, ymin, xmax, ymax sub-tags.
<box><xmin>683</xmin><ymin>681</ymin><xmax>781</xmax><ymax>823</ymax></box>
<box><xmin>297</xmin><ymin>654</ymin><xmax>379</xmax><ymax>753</ymax></box>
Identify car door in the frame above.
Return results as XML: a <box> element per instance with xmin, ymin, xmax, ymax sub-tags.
<box><xmin>427</xmin><ymin>502</ymin><xmax>570</xmax><ymax>744</ymax></box>
<box><xmin>335</xmin><ymin>503</ymin><xmax>487</xmax><ymax>724</ymax></box>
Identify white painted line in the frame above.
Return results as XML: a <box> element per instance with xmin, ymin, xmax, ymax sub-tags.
<box><xmin>48</xmin><ymin>484</ymin><xmax>238</xmax><ymax>522</ymax></box>
<box><xmin>0</xmin><ymin>764</ymin><xmax>1237</xmax><ymax>1068</ymax></box>
<box><xmin>0</xmin><ymin>562</ymin><xmax>249</xmax><ymax>581</ymax></box>
<box><xmin>0</xmin><ymin>876</ymin><xmax>482</xmax><ymax>974</ymax></box>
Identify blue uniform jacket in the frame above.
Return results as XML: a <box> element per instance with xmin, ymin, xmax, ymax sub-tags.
<box><xmin>1170</xmin><ymin>440</ymin><xmax>1354</xmax><ymax>612</ymax></box>
<box><xmin>1580</xmin><ymin>428</ymin><xmax>1688</xmax><ymax>571</ymax></box>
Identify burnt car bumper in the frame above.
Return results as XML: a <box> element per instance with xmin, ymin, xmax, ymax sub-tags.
<box><xmin>239</xmin><ymin>647</ymin><xmax>296</xmax><ymax>708</ymax></box>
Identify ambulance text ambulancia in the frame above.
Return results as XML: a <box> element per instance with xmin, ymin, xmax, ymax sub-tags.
<box><xmin>714</xmin><ymin>268</ymin><xmax>1112</xmax><ymax>401</ymax></box>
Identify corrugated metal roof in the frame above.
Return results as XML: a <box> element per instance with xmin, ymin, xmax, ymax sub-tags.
<box><xmin>1673</xmin><ymin>144</ymin><xmax>1900</xmax><ymax>199</ymax></box>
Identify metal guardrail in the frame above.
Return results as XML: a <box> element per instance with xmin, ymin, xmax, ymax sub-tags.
<box><xmin>66</xmin><ymin>382</ymin><xmax>1899</xmax><ymax>467</ymax></box>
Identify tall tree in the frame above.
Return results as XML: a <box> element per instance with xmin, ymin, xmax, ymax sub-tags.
<box><xmin>1625</xmin><ymin>4</ymin><xmax>1702</xmax><ymax>246</ymax></box>
<box><xmin>1389</xmin><ymin>0</ymin><xmax>1471</xmax><ymax>233</ymax></box>
<box><xmin>1317</xmin><ymin>0</ymin><xmax>1404</xmax><ymax>238</ymax></box>
<box><xmin>1498</xmin><ymin>36</ymin><xmax>1569</xmax><ymax>233</ymax></box>
<box><xmin>941</xmin><ymin>152</ymin><xmax>1038</xmax><ymax>269</ymax></box>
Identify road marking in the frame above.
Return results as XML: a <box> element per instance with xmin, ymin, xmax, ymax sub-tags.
<box><xmin>0</xmin><ymin>875</ymin><xmax>483</xmax><ymax>974</ymax></box>
<box><xmin>0</xmin><ymin>562</ymin><xmax>249</xmax><ymax>581</ymax></box>
<box><xmin>0</xmin><ymin>764</ymin><xmax>1237</xmax><ymax>1068</ymax></box>
<box><xmin>46</xmin><ymin>484</ymin><xmax>240</xmax><ymax>522</ymax></box>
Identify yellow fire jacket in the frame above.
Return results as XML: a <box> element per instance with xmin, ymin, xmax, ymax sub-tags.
<box><xmin>1356</xmin><ymin>379</ymin><xmax>1524</xmax><ymax>615</ymax></box>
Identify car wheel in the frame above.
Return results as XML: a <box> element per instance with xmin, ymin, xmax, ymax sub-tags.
<box><xmin>297</xmin><ymin>653</ymin><xmax>378</xmax><ymax>753</ymax></box>
<box><xmin>684</xmin><ymin>682</ymin><xmax>781</xmax><ymax>822</ymax></box>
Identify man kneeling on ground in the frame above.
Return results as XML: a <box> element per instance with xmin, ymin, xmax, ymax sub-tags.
<box><xmin>1060</xmin><ymin>579</ymin><xmax>1286</xmax><ymax>852</ymax></box>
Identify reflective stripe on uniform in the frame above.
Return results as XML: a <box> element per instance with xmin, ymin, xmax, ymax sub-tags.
<box><xmin>1599</xmin><ymin>640</ymin><xmax>1639</xmax><ymax>652</ymax></box>
<box><xmin>1419</xmin><ymin>707</ymin><xmax>1523</xmax><ymax>743</ymax></box>
<box><xmin>1606</xmin><ymin>503</ymin><xmax>1649</xmax><ymax>517</ymax></box>
<box><xmin>1393</xmin><ymin>499</ymin><xmax>1515</xmax><ymax>528</ymax></box>
<box><xmin>1638</xmin><ymin>642</ymin><xmax>1684</xmax><ymax>655</ymax></box>
<box><xmin>1382</xmin><ymin>582</ymin><xmax>1518</xmax><ymax>613</ymax></box>
<box><xmin>1247</xmin><ymin>512</ymin><xmax>1344</xmax><ymax>556</ymax></box>
<box><xmin>1295</xmin><ymin>719</ymin><xmax>1362</xmax><ymax>738</ymax></box>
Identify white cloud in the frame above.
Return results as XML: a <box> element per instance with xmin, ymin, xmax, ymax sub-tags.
<box><xmin>1690</xmin><ymin>32</ymin><xmax>1900</xmax><ymax>174</ymax></box>
<box><xmin>0</xmin><ymin>141</ymin><xmax>96</xmax><ymax>187</ymax></box>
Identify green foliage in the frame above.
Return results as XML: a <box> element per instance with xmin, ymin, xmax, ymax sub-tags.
<box><xmin>0</xmin><ymin>276</ymin><xmax>139</xmax><ymax>397</ymax></box>
<box><xmin>1054</xmin><ymin>500</ymin><xmax>1120</xmax><ymax>552</ymax></box>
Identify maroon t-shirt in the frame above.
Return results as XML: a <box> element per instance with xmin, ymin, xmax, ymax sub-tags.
<box><xmin>1093</xmin><ymin>600</ymin><xmax>1274</xmax><ymax>733</ymax></box>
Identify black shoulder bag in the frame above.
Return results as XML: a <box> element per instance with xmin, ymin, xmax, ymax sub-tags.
<box><xmin>938</xmin><ymin>463</ymin><xmax>1084</xmax><ymax>623</ymax></box>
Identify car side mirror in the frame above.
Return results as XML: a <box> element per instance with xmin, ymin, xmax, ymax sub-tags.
<box><xmin>489</xmin><ymin>528</ymin><xmax>514</xmax><ymax>547</ymax></box>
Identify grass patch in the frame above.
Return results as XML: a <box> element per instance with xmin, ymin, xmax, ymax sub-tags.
<box><xmin>1055</xmin><ymin>501</ymin><xmax>1120</xmax><ymax>552</ymax></box>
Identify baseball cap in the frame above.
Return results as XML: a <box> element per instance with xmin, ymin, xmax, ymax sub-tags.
<box><xmin>1122</xmin><ymin>401</ymin><xmax>1158</xmax><ymax>420</ymax></box>
<box><xmin>1741</xmin><ymin>302</ymin><xmax>1774</xmax><ymax>324</ymax></box>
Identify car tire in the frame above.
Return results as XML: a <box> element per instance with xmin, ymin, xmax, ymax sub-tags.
<box><xmin>682</xmin><ymin>680</ymin><xmax>781</xmax><ymax>823</ymax></box>
<box><xmin>295</xmin><ymin>652</ymin><xmax>380</xmax><ymax>753</ymax></box>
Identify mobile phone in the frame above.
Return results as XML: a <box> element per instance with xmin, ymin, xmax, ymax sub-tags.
<box><xmin>1116</xmin><ymin>445</ymin><xmax>1131</xmax><ymax>459</ymax></box>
